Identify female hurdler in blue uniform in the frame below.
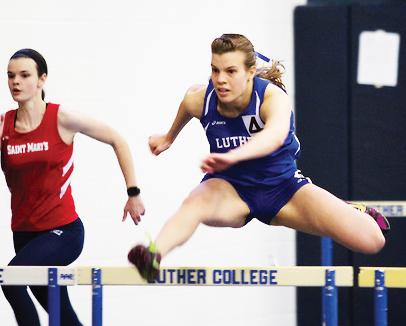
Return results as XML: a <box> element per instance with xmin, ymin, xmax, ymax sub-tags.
<box><xmin>128</xmin><ymin>34</ymin><xmax>389</xmax><ymax>282</ymax></box>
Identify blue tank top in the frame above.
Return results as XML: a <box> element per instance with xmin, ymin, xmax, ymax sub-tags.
<box><xmin>200</xmin><ymin>77</ymin><xmax>301</xmax><ymax>186</ymax></box>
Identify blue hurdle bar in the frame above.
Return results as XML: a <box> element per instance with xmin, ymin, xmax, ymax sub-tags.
<box><xmin>321</xmin><ymin>236</ymin><xmax>333</xmax><ymax>324</ymax></box>
<box><xmin>92</xmin><ymin>268</ymin><xmax>103</xmax><ymax>326</ymax></box>
<box><xmin>48</xmin><ymin>267</ymin><xmax>60</xmax><ymax>326</ymax></box>
<box><xmin>323</xmin><ymin>269</ymin><xmax>338</xmax><ymax>326</ymax></box>
<box><xmin>321</xmin><ymin>237</ymin><xmax>333</xmax><ymax>266</ymax></box>
<box><xmin>374</xmin><ymin>269</ymin><xmax>387</xmax><ymax>326</ymax></box>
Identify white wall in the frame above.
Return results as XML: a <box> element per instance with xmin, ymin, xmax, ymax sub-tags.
<box><xmin>0</xmin><ymin>0</ymin><xmax>306</xmax><ymax>325</ymax></box>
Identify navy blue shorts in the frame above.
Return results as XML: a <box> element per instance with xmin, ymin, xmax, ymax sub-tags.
<box><xmin>11</xmin><ymin>217</ymin><xmax>84</xmax><ymax>265</ymax></box>
<box><xmin>202</xmin><ymin>171</ymin><xmax>310</xmax><ymax>225</ymax></box>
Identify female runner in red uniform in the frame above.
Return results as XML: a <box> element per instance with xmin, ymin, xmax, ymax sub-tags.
<box><xmin>1</xmin><ymin>48</ymin><xmax>144</xmax><ymax>326</ymax></box>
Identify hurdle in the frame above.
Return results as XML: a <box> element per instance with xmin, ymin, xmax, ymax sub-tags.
<box><xmin>0</xmin><ymin>265</ymin><xmax>353</xmax><ymax>326</ymax></box>
<box><xmin>0</xmin><ymin>266</ymin><xmax>76</xmax><ymax>326</ymax></box>
<box><xmin>359</xmin><ymin>267</ymin><xmax>406</xmax><ymax>326</ymax></box>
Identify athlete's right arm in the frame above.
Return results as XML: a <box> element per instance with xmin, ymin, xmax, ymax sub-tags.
<box><xmin>149</xmin><ymin>85</ymin><xmax>206</xmax><ymax>156</ymax></box>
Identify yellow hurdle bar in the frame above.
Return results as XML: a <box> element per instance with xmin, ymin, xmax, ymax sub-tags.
<box><xmin>352</xmin><ymin>201</ymin><xmax>406</xmax><ymax>217</ymax></box>
<box><xmin>359</xmin><ymin>267</ymin><xmax>406</xmax><ymax>288</ymax></box>
<box><xmin>76</xmin><ymin>266</ymin><xmax>354</xmax><ymax>286</ymax></box>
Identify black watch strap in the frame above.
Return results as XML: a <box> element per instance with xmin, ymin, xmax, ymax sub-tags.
<box><xmin>127</xmin><ymin>186</ymin><xmax>141</xmax><ymax>197</ymax></box>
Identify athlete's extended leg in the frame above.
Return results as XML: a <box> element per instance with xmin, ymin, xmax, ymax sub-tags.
<box><xmin>155</xmin><ymin>178</ymin><xmax>249</xmax><ymax>257</ymax></box>
<box><xmin>272</xmin><ymin>184</ymin><xmax>385</xmax><ymax>254</ymax></box>
<box><xmin>128</xmin><ymin>178</ymin><xmax>250</xmax><ymax>281</ymax></box>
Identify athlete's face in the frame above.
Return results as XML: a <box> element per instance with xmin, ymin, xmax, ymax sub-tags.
<box><xmin>7</xmin><ymin>58</ymin><xmax>46</xmax><ymax>103</ymax></box>
<box><xmin>211</xmin><ymin>51</ymin><xmax>256</xmax><ymax>105</ymax></box>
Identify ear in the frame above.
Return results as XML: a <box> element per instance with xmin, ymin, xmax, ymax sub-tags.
<box><xmin>37</xmin><ymin>73</ymin><xmax>47</xmax><ymax>88</ymax></box>
<box><xmin>247</xmin><ymin>65</ymin><xmax>256</xmax><ymax>80</ymax></box>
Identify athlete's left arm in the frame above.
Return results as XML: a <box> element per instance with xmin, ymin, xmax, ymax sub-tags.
<box><xmin>58</xmin><ymin>108</ymin><xmax>145</xmax><ymax>225</ymax></box>
<box><xmin>201</xmin><ymin>84</ymin><xmax>291</xmax><ymax>173</ymax></box>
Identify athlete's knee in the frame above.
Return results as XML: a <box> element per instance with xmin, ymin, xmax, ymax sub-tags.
<box><xmin>359</xmin><ymin>232</ymin><xmax>385</xmax><ymax>254</ymax></box>
<box><xmin>182</xmin><ymin>190</ymin><xmax>213</xmax><ymax>212</ymax></box>
<box><xmin>367</xmin><ymin>233</ymin><xmax>385</xmax><ymax>254</ymax></box>
<box><xmin>179</xmin><ymin>191</ymin><xmax>220</xmax><ymax>226</ymax></box>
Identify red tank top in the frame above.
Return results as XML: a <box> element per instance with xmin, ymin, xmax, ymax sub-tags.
<box><xmin>1</xmin><ymin>103</ymin><xmax>78</xmax><ymax>231</ymax></box>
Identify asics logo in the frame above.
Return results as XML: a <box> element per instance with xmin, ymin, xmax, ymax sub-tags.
<box><xmin>51</xmin><ymin>230</ymin><xmax>63</xmax><ymax>236</ymax></box>
<box><xmin>211</xmin><ymin>121</ymin><xmax>226</xmax><ymax>126</ymax></box>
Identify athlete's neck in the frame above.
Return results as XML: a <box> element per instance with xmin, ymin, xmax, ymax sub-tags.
<box><xmin>217</xmin><ymin>80</ymin><xmax>253</xmax><ymax>118</ymax></box>
<box><xmin>15</xmin><ymin>100</ymin><xmax>47</xmax><ymax>132</ymax></box>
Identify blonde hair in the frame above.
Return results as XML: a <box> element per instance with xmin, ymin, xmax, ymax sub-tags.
<box><xmin>211</xmin><ymin>34</ymin><xmax>286</xmax><ymax>92</ymax></box>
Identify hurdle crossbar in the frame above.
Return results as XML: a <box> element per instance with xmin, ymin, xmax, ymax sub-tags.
<box><xmin>0</xmin><ymin>266</ymin><xmax>353</xmax><ymax>287</ymax></box>
<box><xmin>0</xmin><ymin>266</ymin><xmax>351</xmax><ymax>326</ymax></box>
<box><xmin>76</xmin><ymin>266</ymin><xmax>353</xmax><ymax>286</ymax></box>
<box><xmin>0</xmin><ymin>266</ymin><xmax>75</xmax><ymax>286</ymax></box>
<box><xmin>359</xmin><ymin>267</ymin><xmax>406</xmax><ymax>288</ymax></box>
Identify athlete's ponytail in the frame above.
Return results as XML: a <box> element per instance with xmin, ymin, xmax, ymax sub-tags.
<box><xmin>256</xmin><ymin>60</ymin><xmax>286</xmax><ymax>93</ymax></box>
<box><xmin>10</xmin><ymin>49</ymin><xmax>48</xmax><ymax>100</ymax></box>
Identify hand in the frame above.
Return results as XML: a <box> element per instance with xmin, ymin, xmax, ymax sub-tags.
<box><xmin>148</xmin><ymin>134</ymin><xmax>172</xmax><ymax>156</ymax></box>
<box><xmin>123</xmin><ymin>196</ymin><xmax>145</xmax><ymax>225</ymax></box>
<box><xmin>200</xmin><ymin>152</ymin><xmax>239</xmax><ymax>173</ymax></box>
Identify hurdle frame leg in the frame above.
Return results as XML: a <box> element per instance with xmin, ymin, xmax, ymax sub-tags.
<box><xmin>321</xmin><ymin>237</ymin><xmax>333</xmax><ymax>325</ymax></box>
<box><xmin>92</xmin><ymin>268</ymin><xmax>103</xmax><ymax>326</ymax></box>
<box><xmin>48</xmin><ymin>267</ymin><xmax>60</xmax><ymax>326</ymax></box>
<box><xmin>374</xmin><ymin>269</ymin><xmax>387</xmax><ymax>326</ymax></box>
<box><xmin>323</xmin><ymin>269</ymin><xmax>338</xmax><ymax>326</ymax></box>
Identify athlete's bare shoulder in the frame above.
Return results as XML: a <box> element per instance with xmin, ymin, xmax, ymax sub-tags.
<box><xmin>263</xmin><ymin>82</ymin><xmax>289</xmax><ymax>100</ymax></box>
<box><xmin>56</xmin><ymin>105</ymin><xmax>81</xmax><ymax>129</ymax></box>
<box><xmin>182</xmin><ymin>84</ymin><xmax>207</xmax><ymax>119</ymax></box>
<box><xmin>260</xmin><ymin>82</ymin><xmax>292</xmax><ymax>123</ymax></box>
<box><xmin>187</xmin><ymin>84</ymin><xmax>207</xmax><ymax>94</ymax></box>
